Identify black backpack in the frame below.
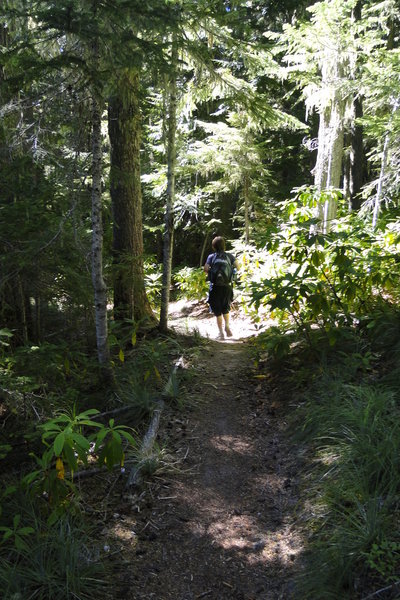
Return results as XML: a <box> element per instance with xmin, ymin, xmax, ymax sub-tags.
<box><xmin>209</xmin><ymin>252</ymin><xmax>233</xmax><ymax>287</ymax></box>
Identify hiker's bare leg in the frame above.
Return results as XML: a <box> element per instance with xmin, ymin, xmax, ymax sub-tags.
<box><xmin>216</xmin><ymin>315</ymin><xmax>225</xmax><ymax>339</ymax></box>
<box><xmin>223</xmin><ymin>313</ymin><xmax>232</xmax><ymax>337</ymax></box>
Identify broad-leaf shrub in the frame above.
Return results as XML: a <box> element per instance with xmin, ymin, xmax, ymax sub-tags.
<box><xmin>22</xmin><ymin>408</ymin><xmax>137</xmax><ymax>506</ymax></box>
<box><xmin>174</xmin><ymin>266</ymin><xmax>208</xmax><ymax>301</ymax></box>
<box><xmin>250</xmin><ymin>188</ymin><xmax>400</xmax><ymax>342</ymax></box>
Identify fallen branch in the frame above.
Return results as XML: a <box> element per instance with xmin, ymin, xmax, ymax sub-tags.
<box><xmin>126</xmin><ymin>356</ymin><xmax>184</xmax><ymax>489</ymax></box>
<box><xmin>126</xmin><ymin>399</ymin><xmax>164</xmax><ymax>487</ymax></box>
<box><xmin>361</xmin><ymin>581</ymin><xmax>400</xmax><ymax>600</ymax></box>
<box><xmin>95</xmin><ymin>404</ymin><xmax>137</xmax><ymax>421</ymax></box>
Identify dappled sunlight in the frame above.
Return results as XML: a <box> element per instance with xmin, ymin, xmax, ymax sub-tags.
<box><xmin>185</xmin><ymin>497</ymin><xmax>303</xmax><ymax>569</ymax></box>
<box><xmin>169</xmin><ymin>299</ymin><xmax>267</xmax><ymax>341</ymax></box>
<box><xmin>209</xmin><ymin>433</ymin><xmax>255</xmax><ymax>456</ymax></box>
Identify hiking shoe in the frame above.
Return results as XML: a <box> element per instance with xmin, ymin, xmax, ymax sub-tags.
<box><xmin>225</xmin><ymin>327</ymin><xmax>233</xmax><ymax>337</ymax></box>
<box><xmin>217</xmin><ymin>331</ymin><xmax>225</xmax><ymax>340</ymax></box>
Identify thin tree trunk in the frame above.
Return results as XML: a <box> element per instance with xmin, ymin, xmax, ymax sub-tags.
<box><xmin>91</xmin><ymin>90</ymin><xmax>110</xmax><ymax>367</ymax></box>
<box><xmin>349</xmin><ymin>96</ymin><xmax>364</xmax><ymax>210</ymax></box>
<box><xmin>159</xmin><ymin>36</ymin><xmax>178</xmax><ymax>333</ymax></box>
<box><xmin>372</xmin><ymin>15</ymin><xmax>397</xmax><ymax>227</ymax></box>
<box><xmin>348</xmin><ymin>1</ymin><xmax>364</xmax><ymax>211</ymax></box>
<box><xmin>372</xmin><ymin>131</ymin><xmax>390</xmax><ymax>229</ymax></box>
<box><xmin>314</xmin><ymin>62</ymin><xmax>345</xmax><ymax>232</ymax></box>
<box><xmin>243</xmin><ymin>174</ymin><xmax>250</xmax><ymax>243</ymax></box>
<box><xmin>17</xmin><ymin>276</ymin><xmax>28</xmax><ymax>345</ymax></box>
<box><xmin>200</xmin><ymin>232</ymin><xmax>209</xmax><ymax>267</ymax></box>
<box><xmin>109</xmin><ymin>69</ymin><xmax>154</xmax><ymax>324</ymax></box>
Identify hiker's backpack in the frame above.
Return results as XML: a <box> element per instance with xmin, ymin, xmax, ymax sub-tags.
<box><xmin>209</xmin><ymin>252</ymin><xmax>233</xmax><ymax>287</ymax></box>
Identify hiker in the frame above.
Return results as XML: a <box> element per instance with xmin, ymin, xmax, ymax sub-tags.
<box><xmin>204</xmin><ymin>236</ymin><xmax>239</xmax><ymax>340</ymax></box>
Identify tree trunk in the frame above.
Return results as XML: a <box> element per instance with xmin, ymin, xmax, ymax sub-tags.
<box><xmin>314</xmin><ymin>62</ymin><xmax>345</xmax><ymax>232</ymax></box>
<box><xmin>200</xmin><ymin>232</ymin><xmax>209</xmax><ymax>267</ymax></box>
<box><xmin>109</xmin><ymin>69</ymin><xmax>154</xmax><ymax>324</ymax></box>
<box><xmin>372</xmin><ymin>13</ymin><xmax>398</xmax><ymax>228</ymax></box>
<box><xmin>347</xmin><ymin>1</ymin><xmax>364</xmax><ymax>211</ymax></box>
<box><xmin>159</xmin><ymin>36</ymin><xmax>178</xmax><ymax>333</ymax></box>
<box><xmin>372</xmin><ymin>129</ymin><xmax>390</xmax><ymax>229</ymax></box>
<box><xmin>91</xmin><ymin>90</ymin><xmax>110</xmax><ymax>367</ymax></box>
<box><xmin>243</xmin><ymin>174</ymin><xmax>250</xmax><ymax>243</ymax></box>
<box><xmin>349</xmin><ymin>96</ymin><xmax>364</xmax><ymax>210</ymax></box>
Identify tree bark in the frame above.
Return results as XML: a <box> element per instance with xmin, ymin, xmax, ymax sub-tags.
<box><xmin>159</xmin><ymin>36</ymin><xmax>178</xmax><ymax>333</ymax></box>
<box><xmin>109</xmin><ymin>69</ymin><xmax>154</xmax><ymax>324</ymax></box>
<box><xmin>314</xmin><ymin>61</ymin><xmax>345</xmax><ymax>232</ymax></box>
<box><xmin>91</xmin><ymin>90</ymin><xmax>110</xmax><ymax>367</ymax></box>
<box><xmin>243</xmin><ymin>174</ymin><xmax>250</xmax><ymax>243</ymax></box>
<box><xmin>199</xmin><ymin>232</ymin><xmax>209</xmax><ymax>267</ymax></box>
<box><xmin>349</xmin><ymin>96</ymin><xmax>364</xmax><ymax>210</ymax></box>
<box><xmin>346</xmin><ymin>1</ymin><xmax>364</xmax><ymax>211</ymax></box>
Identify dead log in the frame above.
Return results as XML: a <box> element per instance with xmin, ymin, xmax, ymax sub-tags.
<box><xmin>126</xmin><ymin>356</ymin><xmax>184</xmax><ymax>488</ymax></box>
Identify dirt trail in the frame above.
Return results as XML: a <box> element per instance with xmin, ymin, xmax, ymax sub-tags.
<box><xmin>106</xmin><ymin>303</ymin><xmax>303</xmax><ymax>599</ymax></box>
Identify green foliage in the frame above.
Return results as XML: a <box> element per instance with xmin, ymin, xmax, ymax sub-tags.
<box><xmin>21</xmin><ymin>407</ymin><xmax>136</xmax><ymax>508</ymax></box>
<box><xmin>40</xmin><ymin>408</ymin><xmax>101</xmax><ymax>472</ymax></box>
<box><xmin>250</xmin><ymin>188</ymin><xmax>400</xmax><ymax>344</ymax></box>
<box><xmin>0</xmin><ymin>340</ymin><xmax>99</xmax><ymax>403</ymax></box>
<box><xmin>0</xmin><ymin>493</ymin><xmax>104</xmax><ymax>600</ymax></box>
<box><xmin>0</xmin><ymin>513</ymin><xmax>35</xmax><ymax>552</ymax></box>
<box><xmin>264</xmin><ymin>324</ymin><xmax>400</xmax><ymax>598</ymax></box>
<box><xmin>94</xmin><ymin>418</ymin><xmax>137</xmax><ymax>471</ymax></box>
<box><xmin>363</xmin><ymin>540</ymin><xmax>400</xmax><ymax>582</ymax></box>
<box><xmin>174</xmin><ymin>266</ymin><xmax>208</xmax><ymax>301</ymax></box>
<box><xmin>145</xmin><ymin>262</ymin><xmax>163</xmax><ymax>309</ymax></box>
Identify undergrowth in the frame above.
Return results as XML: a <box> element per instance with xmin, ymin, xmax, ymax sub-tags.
<box><xmin>0</xmin><ymin>491</ymin><xmax>105</xmax><ymax>600</ymax></box>
<box><xmin>253</xmin><ymin>306</ymin><xmax>400</xmax><ymax>599</ymax></box>
<box><xmin>0</xmin><ymin>323</ymin><xmax>189</xmax><ymax>599</ymax></box>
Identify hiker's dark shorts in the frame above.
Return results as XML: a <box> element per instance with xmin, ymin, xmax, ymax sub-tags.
<box><xmin>208</xmin><ymin>285</ymin><xmax>233</xmax><ymax>316</ymax></box>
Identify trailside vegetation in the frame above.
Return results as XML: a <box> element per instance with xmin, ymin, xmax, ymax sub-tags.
<box><xmin>1</xmin><ymin>0</ymin><xmax>400</xmax><ymax>597</ymax></box>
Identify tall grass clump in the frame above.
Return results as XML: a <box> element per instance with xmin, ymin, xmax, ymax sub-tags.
<box><xmin>247</xmin><ymin>191</ymin><xmax>400</xmax><ymax>598</ymax></box>
<box><xmin>0</xmin><ymin>493</ymin><xmax>105</xmax><ymax>600</ymax></box>
<box><xmin>290</xmin><ymin>335</ymin><xmax>400</xmax><ymax>598</ymax></box>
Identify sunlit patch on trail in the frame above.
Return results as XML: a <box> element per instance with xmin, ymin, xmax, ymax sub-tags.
<box><xmin>168</xmin><ymin>299</ymin><xmax>267</xmax><ymax>340</ymax></box>
<box><xmin>210</xmin><ymin>434</ymin><xmax>255</xmax><ymax>455</ymax></box>
<box><xmin>202</xmin><ymin>512</ymin><xmax>303</xmax><ymax>567</ymax></box>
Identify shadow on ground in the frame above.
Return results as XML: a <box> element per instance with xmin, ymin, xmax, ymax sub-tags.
<box><xmin>94</xmin><ymin>303</ymin><xmax>305</xmax><ymax>600</ymax></box>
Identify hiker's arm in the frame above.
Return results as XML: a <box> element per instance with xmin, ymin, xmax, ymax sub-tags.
<box><xmin>204</xmin><ymin>262</ymin><xmax>211</xmax><ymax>274</ymax></box>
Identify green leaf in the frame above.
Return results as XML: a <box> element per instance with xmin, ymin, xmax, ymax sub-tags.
<box><xmin>94</xmin><ymin>428</ymin><xmax>109</xmax><ymax>447</ymax></box>
<box><xmin>13</xmin><ymin>514</ymin><xmax>21</xmax><ymax>528</ymax></box>
<box><xmin>4</xmin><ymin>485</ymin><xmax>17</xmax><ymax>497</ymax></box>
<box><xmin>14</xmin><ymin>535</ymin><xmax>29</xmax><ymax>551</ymax></box>
<box><xmin>22</xmin><ymin>470</ymin><xmax>42</xmax><ymax>486</ymax></box>
<box><xmin>2</xmin><ymin>529</ymin><xmax>13</xmax><ymax>542</ymax></box>
<box><xmin>71</xmin><ymin>433</ymin><xmax>90</xmax><ymax>450</ymax></box>
<box><xmin>18</xmin><ymin>527</ymin><xmax>35</xmax><ymax>536</ymax></box>
<box><xmin>54</xmin><ymin>432</ymin><xmax>65</xmax><ymax>457</ymax></box>
<box><xmin>0</xmin><ymin>329</ymin><xmax>13</xmax><ymax>338</ymax></box>
<box><xmin>119</xmin><ymin>430</ymin><xmax>137</xmax><ymax>446</ymax></box>
<box><xmin>78</xmin><ymin>409</ymin><xmax>100</xmax><ymax>417</ymax></box>
<box><xmin>112</xmin><ymin>430</ymin><xmax>122</xmax><ymax>445</ymax></box>
<box><xmin>63</xmin><ymin>441</ymin><xmax>77</xmax><ymax>471</ymax></box>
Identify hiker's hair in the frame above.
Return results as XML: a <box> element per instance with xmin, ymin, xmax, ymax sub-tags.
<box><xmin>212</xmin><ymin>236</ymin><xmax>225</xmax><ymax>252</ymax></box>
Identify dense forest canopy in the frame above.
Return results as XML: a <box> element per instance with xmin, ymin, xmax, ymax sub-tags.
<box><xmin>2</xmin><ymin>0</ymin><xmax>400</xmax><ymax>347</ymax></box>
<box><xmin>2</xmin><ymin>0</ymin><xmax>400</xmax><ymax>598</ymax></box>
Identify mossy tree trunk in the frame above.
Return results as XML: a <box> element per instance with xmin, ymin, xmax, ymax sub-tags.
<box><xmin>108</xmin><ymin>68</ymin><xmax>154</xmax><ymax>324</ymax></box>
<box><xmin>314</xmin><ymin>61</ymin><xmax>346</xmax><ymax>233</ymax></box>
<box><xmin>159</xmin><ymin>36</ymin><xmax>178</xmax><ymax>333</ymax></box>
<box><xmin>91</xmin><ymin>89</ymin><xmax>110</xmax><ymax>367</ymax></box>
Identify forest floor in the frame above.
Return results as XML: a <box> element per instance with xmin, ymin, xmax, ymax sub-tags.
<box><xmin>95</xmin><ymin>300</ymin><xmax>305</xmax><ymax>600</ymax></box>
